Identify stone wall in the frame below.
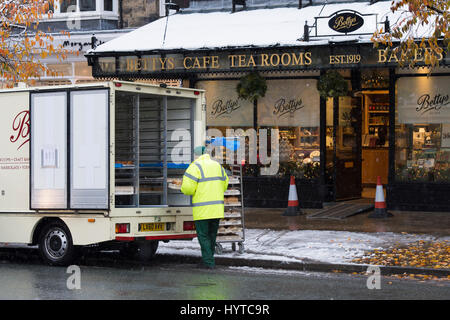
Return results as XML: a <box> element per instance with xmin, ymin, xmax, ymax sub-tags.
<box><xmin>121</xmin><ymin>0</ymin><xmax>161</xmax><ymax>28</ymax></box>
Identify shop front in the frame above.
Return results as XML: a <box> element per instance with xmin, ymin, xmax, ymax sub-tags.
<box><xmin>86</xmin><ymin>4</ymin><xmax>450</xmax><ymax>211</ymax></box>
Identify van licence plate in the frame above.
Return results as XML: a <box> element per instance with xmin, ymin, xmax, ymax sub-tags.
<box><xmin>139</xmin><ymin>223</ymin><xmax>165</xmax><ymax>232</ymax></box>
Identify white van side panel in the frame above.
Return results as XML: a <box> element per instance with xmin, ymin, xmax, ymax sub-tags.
<box><xmin>60</xmin><ymin>216</ymin><xmax>112</xmax><ymax>245</ymax></box>
<box><xmin>0</xmin><ymin>215</ymin><xmax>40</xmax><ymax>243</ymax></box>
<box><xmin>0</xmin><ymin>91</ymin><xmax>32</xmax><ymax>212</ymax></box>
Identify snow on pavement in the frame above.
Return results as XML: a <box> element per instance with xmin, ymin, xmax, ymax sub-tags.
<box><xmin>158</xmin><ymin>229</ymin><xmax>448</xmax><ymax>265</ymax></box>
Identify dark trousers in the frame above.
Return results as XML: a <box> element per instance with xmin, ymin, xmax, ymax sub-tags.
<box><xmin>195</xmin><ymin>219</ymin><xmax>220</xmax><ymax>267</ymax></box>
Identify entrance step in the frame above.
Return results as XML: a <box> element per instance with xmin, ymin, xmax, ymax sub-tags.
<box><xmin>306</xmin><ymin>203</ymin><xmax>374</xmax><ymax>220</ymax></box>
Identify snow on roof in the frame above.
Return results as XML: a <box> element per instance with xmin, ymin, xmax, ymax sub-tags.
<box><xmin>91</xmin><ymin>1</ymin><xmax>406</xmax><ymax>54</ymax></box>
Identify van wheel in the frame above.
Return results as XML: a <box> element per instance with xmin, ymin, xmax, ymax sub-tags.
<box><xmin>38</xmin><ymin>221</ymin><xmax>76</xmax><ymax>266</ymax></box>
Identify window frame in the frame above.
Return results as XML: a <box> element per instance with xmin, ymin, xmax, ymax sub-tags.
<box><xmin>52</xmin><ymin>0</ymin><xmax>118</xmax><ymax>17</ymax></box>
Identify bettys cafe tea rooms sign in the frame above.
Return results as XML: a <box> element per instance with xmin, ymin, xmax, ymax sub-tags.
<box><xmin>91</xmin><ymin>10</ymin><xmax>446</xmax><ymax>77</ymax></box>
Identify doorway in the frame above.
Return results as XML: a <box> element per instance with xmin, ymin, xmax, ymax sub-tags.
<box><xmin>333</xmin><ymin>95</ymin><xmax>362</xmax><ymax>200</ymax></box>
<box><xmin>327</xmin><ymin>91</ymin><xmax>390</xmax><ymax>202</ymax></box>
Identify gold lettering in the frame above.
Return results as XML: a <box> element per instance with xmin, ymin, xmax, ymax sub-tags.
<box><xmin>211</xmin><ymin>56</ymin><xmax>219</xmax><ymax>68</ymax></box>
<box><xmin>291</xmin><ymin>52</ymin><xmax>304</xmax><ymax>65</ymax></box>
<box><xmin>141</xmin><ymin>57</ymin><xmax>149</xmax><ymax>71</ymax></box>
<box><xmin>183</xmin><ymin>57</ymin><xmax>192</xmax><ymax>69</ymax></box>
<box><xmin>414</xmin><ymin>48</ymin><xmax>424</xmax><ymax>62</ymax></box>
<box><xmin>378</xmin><ymin>49</ymin><xmax>388</xmax><ymax>63</ymax></box>
<box><xmin>238</xmin><ymin>55</ymin><xmax>246</xmax><ymax>67</ymax></box>
<box><xmin>304</xmin><ymin>52</ymin><xmax>312</xmax><ymax>65</ymax></box>
<box><xmin>333</xmin><ymin>16</ymin><xmax>358</xmax><ymax>31</ymax></box>
<box><xmin>400</xmin><ymin>50</ymin><xmax>408</xmax><ymax>62</ymax></box>
<box><xmin>202</xmin><ymin>56</ymin><xmax>211</xmax><ymax>68</ymax></box>
<box><xmin>229</xmin><ymin>55</ymin><xmax>238</xmax><ymax>67</ymax></box>
<box><xmin>247</xmin><ymin>55</ymin><xmax>256</xmax><ymax>67</ymax></box>
<box><xmin>159</xmin><ymin>57</ymin><xmax>167</xmax><ymax>70</ymax></box>
<box><xmin>261</xmin><ymin>54</ymin><xmax>269</xmax><ymax>67</ymax></box>
<box><xmin>329</xmin><ymin>55</ymin><xmax>336</xmax><ymax>64</ymax></box>
<box><xmin>388</xmin><ymin>52</ymin><xmax>399</xmax><ymax>63</ymax></box>
<box><xmin>167</xmin><ymin>57</ymin><xmax>175</xmax><ymax>70</ymax></box>
<box><xmin>436</xmin><ymin>47</ymin><xmax>444</xmax><ymax>61</ymax></box>
<box><xmin>126</xmin><ymin>58</ymin><xmax>139</xmax><ymax>72</ymax></box>
<box><xmin>192</xmin><ymin>57</ymin><xmax>201</xmax><ymax>69</ymax></box>
<box><xmin>270</xmin><ymin>54</ymin><xmax>280</xmax><ymax>66</ymax></box>
<box><xmin>281</xmin><ymin>53</ymin><xmax>291</xmax><ymax>66</ymax></box>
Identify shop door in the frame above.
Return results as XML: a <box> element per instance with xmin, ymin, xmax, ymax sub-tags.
<box><xmin>334</xmin><ymin>96</ymin><xmax>362</xmax><ymax>200</ymax></box>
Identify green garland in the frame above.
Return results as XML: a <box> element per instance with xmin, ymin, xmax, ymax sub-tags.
<box><xmin>317</xmin><ymin>70</ymin><xmax>349</xmax><ymax>99</ymax></box>
<box><xmin>236</xmin><ymin>72</ymin><xmax>267</xmax><ymax>102</ymax></box>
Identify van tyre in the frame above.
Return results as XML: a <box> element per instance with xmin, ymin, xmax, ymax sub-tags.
<box><xmin>38</xmin><ymin>221</ymin><xmax>76</xmax><ymax>266</ymax></box>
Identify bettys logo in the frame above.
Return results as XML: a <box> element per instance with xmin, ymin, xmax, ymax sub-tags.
<box><xmin>10</xmin><ymin>110</ymin><xmax>30</xmax><ymax>150</ymax></box>
<box><xmin>328</xmin><ymin>11</ymin><xmax>364</xmax><ymax>33</ymax></box>
<box><xmin>416</xmin><ymin>93</ymin><xmax>450</xmax><ymax>115</ymax></box>
<box><xmin>273</xmin><ymin>98</ymin><xmax>305</xmax><ymax>117</ymax></box>
<box><xmin>211</xmin><ymin>99</ymin><xmax>241</xmax><ymax>118</ymax></box>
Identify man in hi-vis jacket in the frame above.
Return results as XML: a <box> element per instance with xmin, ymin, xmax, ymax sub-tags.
<box><xmin>181</xmin><ymin>146</ymin><xmax>229</xmax><ymax>269</ymax></box>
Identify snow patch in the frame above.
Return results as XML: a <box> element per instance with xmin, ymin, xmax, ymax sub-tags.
<box><xmin>158</xmin><ymin>229</ymin><xmax>439</xmax><ymax>265</ymax></box>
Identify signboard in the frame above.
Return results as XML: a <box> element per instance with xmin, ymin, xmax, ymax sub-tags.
<box><xmin>91</xmin><ymin>44</ymin><xmax>447</xmax><ymax>79</ymax></box>
<box><xmin>315</xmin><ymin>10</ymin><xmax>377</xmax><ymax>37</ymax></box>
<box><xmin>197</xmin><ymin>80</ymin><xmax>254</xmax><ymax>127</ymax></box>
<box><xmin>328</xmin><ymin>11</ymin><xmax>364</xmax><ymax>34</ymax></box>
<box><xmin>397</xmin><ymin>77</ymin><xmax>450</xmax><ymax>124</ymax></box>
<box><xmin>258</xmin><ymin>79</ymin><xmax>320</xmax><ymax>127</ymax></box>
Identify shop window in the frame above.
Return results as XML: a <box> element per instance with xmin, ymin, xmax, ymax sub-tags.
<box><xmin>395</xmin><ymin>76</ymin><xmax>450</xmax><ymax>183</ymax></box>
<box><xmin>276</xmin><ymin>126</ymin><xmax>320</xmax><ymax>179</ymax></box>
<box><xmin>200</xmin><ymin>79</ymin><xmax>321</xmax><ymax>179</ymax></box>
<box><xmin>257</xmin><ymin>79</ymin><xmax>320</xmax><ymax>179</ymax></box>
<box><xmin>58</xmin><ymin>0</ymin><xmax>116</xmax><ymax>13</ymax></box>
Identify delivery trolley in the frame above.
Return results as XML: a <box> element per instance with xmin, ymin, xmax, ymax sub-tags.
<box><xmin>209</xmin><ymin>137</ymin><xmax>245</xmax><ymax>254</ymax></box>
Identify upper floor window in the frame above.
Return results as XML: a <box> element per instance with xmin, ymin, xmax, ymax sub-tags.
<box><xmin>56</xmin><ymin>0</ymin><xmax>116</xmax><ymax>14</ymax></box>
<box><xmin>79</xmin><ymin>0</ymin><xmax>96</xmax><ymax>11</ymax></box>
<box><xmin>104</xmin><ymin>0</ymin><xmax>113</xmax><ymax>11</ymax></box>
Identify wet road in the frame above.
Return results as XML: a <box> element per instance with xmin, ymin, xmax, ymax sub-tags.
<box><xmin>0</xmin><ymin>250</ymin><xmax>448</xmax><ymax>300</ymax></box>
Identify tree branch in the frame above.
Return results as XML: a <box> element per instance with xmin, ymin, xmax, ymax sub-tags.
<box><xmin>426</xmin><ymin>5</ymin><xmax>444</xmax><ymax>15</ymax></box>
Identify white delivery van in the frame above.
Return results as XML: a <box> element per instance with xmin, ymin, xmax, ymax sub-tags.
<box><xmin>0</xmin><ymin>81</ymin><xmax>206</xmax><ymax>265</ymax></box>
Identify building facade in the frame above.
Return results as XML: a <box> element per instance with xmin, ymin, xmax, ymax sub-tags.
<box><xmin>11</xmin><ymin>0</ymin><xmax>169</xmax><ymax>87</ymax></box>
<box><xmin>87</xmin><ymin>0</ymin><xmax>450</xmax><ymax>211</ymax></box>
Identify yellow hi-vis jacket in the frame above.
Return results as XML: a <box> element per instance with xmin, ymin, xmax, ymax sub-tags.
<box><xmin>181</xmin><ymin>154</ymin><xmax>229</xmax><ymax>221</ymax></box>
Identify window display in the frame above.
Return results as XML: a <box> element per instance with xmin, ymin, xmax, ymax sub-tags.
<box><xmin>395</xmin><ymin>76</ymin><xmax>450</xmax><ymax>182</ymax></box>
<box><xmin>277</xmin><ymin>126</ymin><xmax>320</xmax><ymax>179</ymax></box>
<box><xmin>204</xmin><ymin>78</ymin><xmax>321</xmax><ymax>179</ymax></box>
<box><xmin>396</xmin><ymin>124</ymin><xmax>450</xmax><ymax>182</ymax></box>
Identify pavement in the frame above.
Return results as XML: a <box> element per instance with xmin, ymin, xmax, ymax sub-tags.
<box><xmin>157</xmin><ymin>207</ymin><xmax>450</xmax><ymax>277</ymax></box>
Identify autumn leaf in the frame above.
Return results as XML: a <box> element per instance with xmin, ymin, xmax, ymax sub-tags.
<box><xmin>353</xmin><ymin>240</ymin><xmax>450</xmax><ymax>274</ymax></box>
<box><xmin>0</xmin><ymin>0</ymin><xmax>74</xmax><ymax>86</ymax></box>
<box><xmin>372</xmin><ymin>0</ymin><xmax>449</xmax><ymax>70</ymax></box>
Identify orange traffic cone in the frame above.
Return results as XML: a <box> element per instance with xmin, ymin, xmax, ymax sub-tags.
<box><xmin>369</xmin><ymin>176</ymin><xmax>393</xmax><ymax>218</ymax></box>
<box><xmin>283</xmin><ymin>176</ymin><xmax>301</xmax><ymax>216</ymax></box>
